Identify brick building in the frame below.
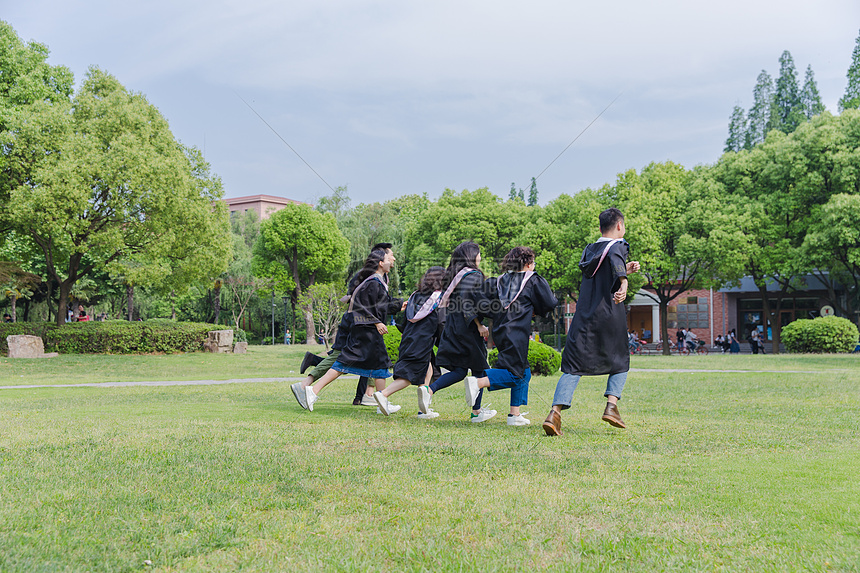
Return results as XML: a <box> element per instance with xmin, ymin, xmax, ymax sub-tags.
<box><xmin>223</xmin><ymin>195</ymin><xmax>308</xmax><ymax>220</ymax></box>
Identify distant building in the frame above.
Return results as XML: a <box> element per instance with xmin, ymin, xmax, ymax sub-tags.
<box><xmin>223</xmin><ymin>195</ymin><xmax>309</xmax><ymax>220</ymax></box>
<box><xmin>559</xmin><ymin>274</ymin><xmax>845</xmax><ymax>344</ymax></box>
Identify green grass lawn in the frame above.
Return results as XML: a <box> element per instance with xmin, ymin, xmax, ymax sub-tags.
<box><xmin>1</xmin><ymin>349</ymin><xmax>858</xmax><ymax>571</ymax></box>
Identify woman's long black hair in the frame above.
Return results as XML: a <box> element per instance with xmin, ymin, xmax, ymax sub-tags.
<box><xmin>418</xmin><ymin>266</ymin><xmax>446</xmax><ymax>295</ymax></box>
<box><xmin>443</xmin><ymin>241</ymin><xmax>483</xmax><ymax>287</ymax></box>
<box><xmin>350</xmin><ymin>243</ymin><xmax>391</xmax><ymax>295</ymax></box>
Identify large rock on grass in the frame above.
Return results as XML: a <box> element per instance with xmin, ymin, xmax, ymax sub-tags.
<box><xmin>6</xmin><ymin>335</ymin><xmax>58</xmax><ymax>358</ymax></box>
<box><xmin>203</xmin><ymin>330</ymin><xmax>234</xmax><ymax>353</ymax></box>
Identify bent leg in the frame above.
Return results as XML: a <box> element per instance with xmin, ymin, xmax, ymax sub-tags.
<box><xmin>551</xmin><ymin>373</ymin><xmax>582</xmax><ymax>411</ymax></box>
<box><xmin>381</xmin><ymin>378</ymin><xmax>411</xmax><ymax>398</ymax></box>
<box><xmin>604</xmin><ymin>372</ymin><xmax>628</xmax><ymax>404</ymax></box>
<box><xmin>308</xmin><ymin>351</ymin><xmax>340</xmax><ymax>381</ymax></box>
<box><xmin>312</xmin><ymin>368</ymin><xmax>342</xmax><ymax>394</ymax></box>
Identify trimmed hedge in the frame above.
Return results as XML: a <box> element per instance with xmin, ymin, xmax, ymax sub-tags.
<box><xmin>488</xmin><ymin>340</ymin><xmax>562</xmax><ymax>376</ymax></box>
<box><xmin>382</xmin><ymin>328</ymin><xmax>402</xmax><ymax>364</ymax></box>
<box><xmin>781</xmin><ymin>316</ymin><xmax>859</xmax><ymax>354</ymax></box>
<box><xmin>2</xmin><ymin>320</ymin><xmax>242</xmax><ymax>355</ymax></box>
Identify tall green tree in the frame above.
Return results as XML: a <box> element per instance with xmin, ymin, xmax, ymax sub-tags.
<box><xmin>615</xmin><ymin>162</ymin><xmax>744</xmax><ymax>354</ymax></box>
<box><xmin>838</xmin><ymin>29</ymin><xmax>860</xmax><ymax>112</ymax></box>
<box><xmin>801</xmin><ymin>193</ymin><xmax>860</xmax><ymax>326</ymax></box>
<box><xmin>725</xmin><ymin>105</ymin><xmax>748</xmax><ymax>152</ymax></box>
<box><xmin>4</xmin><ymin>68</ymin><xmax>231</xmax><ymax>325</ymax></box>
<box><xmin>711</xmin><ymin>111</ymin><xmax>860</xmax><ymax>350</ymax></box>
<box><xmin>773</xmin><ymin>51</ymin><xmax>804</xmax><ymax>134</ymax></box>
<box><xmin>252</xmin><ymin>203</ymin><xmax>349</xmax><ymax>344</ymax></box>
<box><xmin>403</xmin><ymin>188</ymin><xmax>529</xmax><ymax>283</ymax></box>
<box><xmin>526</xmin><ymin>187</ymin><xmax>608</xmax><ymax>299</ymax></box>
<box><xmin>315</xmin><ymin>185</ymin><xmax>351</xmax><ymax>220</ymax></box>
<box><xmin>747</xmin><ymin>70</ymin><xmax>775</xmax><ymax>147</ymax></box>
<box><xmin>527</xmin><ymin>177</ymin><xmax>539</xmax><ymax>206</ymax></box>
<box><xmin>800</xmin><ymin>65</ymin><xmax>826</xmax><ymax>119</ymax></box>
<box><xmin>0</xmin><ymin>21</ymin><xmax>74</xmax><ymax>230</ymax></box>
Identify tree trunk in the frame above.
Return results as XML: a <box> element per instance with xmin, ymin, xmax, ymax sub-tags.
<box><xmin>213</xmin><ymin>281</ymin><xmax>222</xmax><ymax>325</ymax></box>
<box><xmin>660</xmin><ymin>301</ymin><xmax>671</xmax><ymax>355</ymax></box>
<box><xmin>127</xmin><ymin>284</ymin><xmax>134</xmax><ymax>321</ymax></box>
<box><xmin>56</xmin><ymin>282</ymin><xmax>72</xmax><ymax>327</ymax></box>
<box><xmin>46</xmin><ymin>280</ymin><xmax>54</xmax><ymax>322</ymax></box>
<box><xmin>303</xmin><ymin>307</ymin><xmax>316</xmax><ymax>345</ymax></box>
<box><xmin>22</xmin><ymin>297</ymin><xmax>31</xmax><ymax>322</ymax></box>
<box><xmin>10</xmin><ymin>294</ymin><xmax>17</xmax><ymax>322</ymax></box>
<box><xmin>170</xmin><ymin>290</ymin><xmax>176</xmax><ymax>320</ymax></box>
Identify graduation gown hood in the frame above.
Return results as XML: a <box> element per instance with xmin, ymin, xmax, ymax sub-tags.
<box><xmin>489</xmin><ymin>271</ymin><xmax>558</xmax><ymax>379</ymax></box>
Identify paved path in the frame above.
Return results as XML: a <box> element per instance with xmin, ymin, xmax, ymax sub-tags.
<box><xmin>0</xmin><ymin>368</ymin><xmax>827</xmax><ymax>391</ymax></box>
<box><xmin>0</xmin><ymin>377</ymin><xmax>308</xmax><ymax>390</ymax></box>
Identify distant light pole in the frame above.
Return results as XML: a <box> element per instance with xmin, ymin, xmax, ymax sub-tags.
<box><xmin>271</xmin><ymin>290</ymin><xmax>276</xmax><ymax>344</ymax></box>
<box><xmin>288</xmin><ymin>296</ymin><xmax>289</xmax><ymax>344</ymax></box>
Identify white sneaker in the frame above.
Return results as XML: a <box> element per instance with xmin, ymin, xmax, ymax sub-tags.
<box><xmin>464</xmin><ymin>376</ymin><xmax>479</xmax><ymax>408</ymax></box>
<box><xmin>305</xmin><ymin>386</ymin><xmax>319</xmax><ymax>412</ymax></box>
<box><xmin>374</xmin><ymin>391</ymin><xmax>392</xmax><ymax>416</ymax></box>
<box><xmin>417</xmin><ymin>385</ymin><xmax>432</xmax><ymax>414</ymax></box>
<box><xmin>507</xmin><ymin>413</ymin><xmax>530</xmax><ymax>426</ymax></box>
<box><xmin>417</xmin><ymin>408</ymin><xmax>440</xmax><ymax>419</ymax></box>
<box><xmin>376</xmin><ymin>404</ymin><xmax>401</xmax><ymax>415</ymax></box>
<box><xmin>471</xmin><ymin>405</ymin><xmax>497</xmax><ymax>423</ymax></box>
<box><xmin>291</xmin><ymin>382</ymin><xmax>308</xmax><ymax>409</ymax></box>
<box><xmin>360</xmin><ymin>394</ymin><xmax>376</xmax><ymax>406</ymax></box>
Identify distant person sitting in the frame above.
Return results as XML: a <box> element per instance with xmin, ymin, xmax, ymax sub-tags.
<box><xmin>3</xmin><ymin>313</ymin><xmax>12</xmax><ymax>323</ymax></box>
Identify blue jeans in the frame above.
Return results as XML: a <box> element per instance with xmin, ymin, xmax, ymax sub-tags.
<box><xmin>431</xmin><ymin>367</ymin><xmax>484</xmax><ymax>410</ymax></box>
<box><xmin>551</xmin><ymin>372</ymin><xmax>627</xmax><ymax>410</ymax></box>
<box><xmin>485</xmin><ymin>367</ymin><xmax>531</xmax><ymax>408</ymax></box>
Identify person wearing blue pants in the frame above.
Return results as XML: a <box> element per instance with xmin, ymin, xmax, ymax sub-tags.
<box><xmin>543</xmin><ymin>208</ymin><xmax>641</xmax><ymax>436</ymax></box>
<box><xmin>464</xmin><ymin>247</ymin><xmax>557</xmax><ymax>426</ymax></box>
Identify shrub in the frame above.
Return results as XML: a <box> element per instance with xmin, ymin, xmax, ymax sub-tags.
<box><xmin>782</xmin><ymin>316</ymin><xmax>859</xmax><ymax>353</ymax></box>
<box><xmin>382</xmin><ymin>328</ymin><xmax>402</xmax><ymax>364</ymax></box>
<box><xmin>43</xmin><ymin>320</ymin><xmax>225</xmax><ymax>354</ymax></box>
<box><xmin>487</xmin><ymin>340</ymin><xmax>562</xmax><ymax>376</ymax></box>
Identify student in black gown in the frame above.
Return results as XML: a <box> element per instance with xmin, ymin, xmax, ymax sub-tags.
<box><xmin>463</xmin><ymin>247</ymin><xmax>558</xmax><ymax>426</ymax></box>
<box><xmin>296</xmin><ymin>251</ymin><xmax>397</xmax><ymax>407</ymax></box>
<box><xmin>291</xmin><ymin>245</ymin><xmax>405</xmax><ymax>411</ymax></box>
<box><xmin>417</xmin><ymin>241</ymin><xmax>496</xmax><ymax>423</ymax></box>
<box><xmin>374</xmin><ymin>266</ymin><xmax>446</xmax><ymax>418</ymax></box>
<box><xmin>542</xmin><ymin>208</ymin><xmax>641</xmax><ymax>436</ymax></box>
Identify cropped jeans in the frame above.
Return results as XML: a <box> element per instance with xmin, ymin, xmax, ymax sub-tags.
<box><xmin>551</xmin><ymin>372</ymin><xmax>628</xmax><ymax>410</ymax></box>
<box><xmin>485</xmin><ymin>367</ymin><xmax>531</xmax><ymax>408</ymax></box>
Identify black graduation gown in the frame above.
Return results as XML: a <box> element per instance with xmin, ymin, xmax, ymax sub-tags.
<box><xmin>435</xmin><ymin>270</ymin><xmax>489</xmax><ymax>373</ymax></box>
<box><xmin>487</xmin><ymin>272</ymin><xmax>558</xmax><ymax>379</ymax></box>
<box><xmin>337</xmin><ymin>276</ymin><xmax>403</xmax><ymax>371</ymax></box>
<box><xmin>392</xmin><ymin>291</ymin><xmax>442</xmax><ymax>385</ymax></box>
<box><xmin>331</xmin><ymin>272</ymin><xmax>363</xmax><ymax>352</ymax></box>
<box><xmin>561</xmin><ymin>239</ymin><xmax>630</xmax><ymax>376</ymax></box>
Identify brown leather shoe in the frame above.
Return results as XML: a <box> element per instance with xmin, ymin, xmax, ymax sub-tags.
<box><xmin>542</xmin><ymin>410</ymin><xmax>563</xmax><ymax>436</ymax></box>
<box><xmin>601</xmin><ymin>403</ymin><xmax>626</xmax><ymax>429</ymax></box>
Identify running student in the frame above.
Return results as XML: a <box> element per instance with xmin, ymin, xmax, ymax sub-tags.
<box><xmin>464</xmin><ymin>247</ymin><xmax>558</xmax><ymax>426</ymax></box>
<box><xmin>297</xmin><ymin>248</ymin><xmax>398</xmax><ymax>407</ymax></box>
<box><xmin>374</xmin><ymin>266</ymin><xmax>446</xmax><ymax>418</ymax></box>
<box><xmin>291</xmin><ymin>245</ymin><xmax>405</xmax><ymax>411</ymax></box>
<box><xmin>542</xmin><ymin>208</ymin><xmax>641</xmax><ymax>436</ymax></box>
<box><xmin>418</xmin><ymin>241</ymin><xmax>496</xmax><ymax>423</ymax></box>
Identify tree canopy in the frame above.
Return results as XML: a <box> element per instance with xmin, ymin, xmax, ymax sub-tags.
<box><xmin>3</xmin><ymin>65</ymin><xmax>231</xmax><ymax>325</ymax></box>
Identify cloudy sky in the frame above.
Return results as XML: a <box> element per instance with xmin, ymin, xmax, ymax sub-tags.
<box><xmin>5</xmin><ymin>1</ymin><xmax>860</xmax><ymax>206</ymax></box>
